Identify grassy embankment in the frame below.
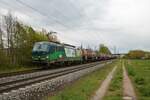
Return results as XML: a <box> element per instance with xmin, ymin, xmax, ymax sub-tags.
<box><xmin>103</xmin><ymin>60</ymin><xmax>123</xmax><ymax>100</ymax></box>
<box><xmin>48</xmin><ymin>60</ymin><xmax>119</xmax><ymax>100</ymax></box>
<box><xmin>125</xmin><ymin>59</ymin><xmax>150</xmax><ymax>100</ymax></box>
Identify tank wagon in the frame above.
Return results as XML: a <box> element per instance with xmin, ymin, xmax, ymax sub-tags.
<box><xmin>32</xmin><ymin>41</ymin><xmax>114</xmax><ymax>67</ymax></box>
<box><xmin>82</xmin><ymin>49</ymin><xmax>97</xmax><ymax>62</ymax></box>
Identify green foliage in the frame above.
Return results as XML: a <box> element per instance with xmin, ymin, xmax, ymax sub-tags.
<box><xmin>139</xmin><ymin>85</ymin><xmax>150</xmax><ymax>96</ymax></box>
<box><xmin>134</xmin><ymin>76</ymin><xmax>145</xmax><ymax>85</ymax></box>
<box><xmin>0</xmin><ymin>14</ymin><xmax>48</xmax><ymax>69</ymax></box>
<box><xmin>104</xmin><ymin>61</ymin><xmax>123</xmax><ymax>100</ymax></box>
<box><xmin>99</xmin><ymin>44</ymin><xmax>111</xmax><ymax>55</ymax></box>
<box><xmin>127</xmin><ymin>66</ymin><xmax>136</xmax><ymax>76</ymax></box>
<box><xmin>144</xmin><ymin>52</ymin><xmax>150</xmax><ymax>59</ymax></box>
<box><xmin>126</xmin><ymin>50</ymin><xmax>150</xmax><ymax>59</ymax></box>
<box><xmin>0</xmin><ymin>50</ymin><xmax>8</xmax><ymax>66</ymax></box>
<box><xmin>125</xmin><ymin>60</ymin><xmax>150</xmax><ymax>98</ymax></box>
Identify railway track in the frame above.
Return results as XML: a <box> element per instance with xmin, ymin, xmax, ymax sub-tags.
<box><xmin>0</xmin><ymin>62</ymin><xmax>105</xmax><ymax>78</ymax></box>
<box><xmin>0</xmin><ymin>61</ymin><xmax>110</xmax><ymax>94</ymax></box>
<box><xmin>0</xmin><ymin>68</ymin><xmax>42</xmax><ymax>78</ymax></box>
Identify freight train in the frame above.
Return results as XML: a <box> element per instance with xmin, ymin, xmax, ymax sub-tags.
<box><xmin>32</xmin><ymin>41</ymin><xmax>115</xmax><ymax>66</ymax></box>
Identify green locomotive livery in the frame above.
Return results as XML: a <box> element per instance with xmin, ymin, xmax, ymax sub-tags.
<box><xmin>32</xmin><ymin>41</ymin><xmax>82</xmax><ymax>65</ymax></box>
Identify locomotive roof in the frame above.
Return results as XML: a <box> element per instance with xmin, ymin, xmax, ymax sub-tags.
<box><xmin>63</xmin><ymin>43</ymin><xmax>76</xmax><ymax>48</ymax></box>
<box><xmin>35</xmin><ymin>41</ymin><xmax>76</xmax><ymax>48</ymax></box>
<box><xmin>36</xmin><ymin>41</ymin><xmax>62</xmax><ymax>46</ymax></box>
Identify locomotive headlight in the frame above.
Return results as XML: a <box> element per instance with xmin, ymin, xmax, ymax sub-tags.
<box><xmin>46</xmin><ymin>56</ymin><xmax>49</xmax><ymax>59</ymax></box>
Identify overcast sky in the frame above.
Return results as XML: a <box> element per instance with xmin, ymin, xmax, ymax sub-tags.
<box><xmin>0</xmin><ymin>0</ymin><xmax>150</xmax><ymax>53</ymax></box>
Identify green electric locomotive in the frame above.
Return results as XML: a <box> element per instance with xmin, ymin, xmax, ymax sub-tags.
<box><xmin>32</xmin><ymin>41</ymin><xmax>82</xmax><ymax>66</ymax></box>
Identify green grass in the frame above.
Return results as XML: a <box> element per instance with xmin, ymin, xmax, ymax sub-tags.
<box><xmin>125</xmin><ymin>59</ymin><xmax>150</xmax><ymax>100</ymax></box>
<box><xmin>103</xmin><ymin>60</ymin><xmax>123</xmax><ymax>100</ymax></box>
<box><xmin>48</xmin><ymin>61</ymin><xmax>118</xmax><ymax>100</ymax></box>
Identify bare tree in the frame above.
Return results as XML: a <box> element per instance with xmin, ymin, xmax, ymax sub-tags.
<box><xmin>0</xmin><ymin>12</ymin><xmax>48</xmax><ymax>66</ymax></box>
<box><xmin>4</xmin><ymin>13</ymin><xmax>17</xmax><ymax>64</ymax></box>
<box><xmin>0</xmin><ymin>23</ymin><xmax>3</xmax><ymax>49</ymax></box>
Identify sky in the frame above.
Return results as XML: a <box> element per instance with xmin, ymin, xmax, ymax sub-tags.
<box><xmin>0</xmin><ymin>0</ymin><xmax>150</xmax><ymax>53</ymax></box>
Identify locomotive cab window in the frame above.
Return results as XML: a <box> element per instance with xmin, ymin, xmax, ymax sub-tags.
<box><xmin>49</xmin><ymin>45</ymin><xmax>55</xmax><ymax>53</ymax></box>
<box><xmin>33</xmin><ymin>43</ymin><xmax>49</xmax><ymax>52</ymax></box>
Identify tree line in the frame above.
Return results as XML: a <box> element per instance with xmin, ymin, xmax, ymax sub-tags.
<box><xmin>0</xmin><ymin>13</ymin><xmax>112</xmax><ymax>68</ymax></box>
<box><xmin>125</xmin><ymin>50</ymin><xmax>150</xmax><ymax>59</ymax></box>
<box><xmin>0</xmin><ymin>13</ymin><xmax>48</xmax><ymax>67</ymax></box>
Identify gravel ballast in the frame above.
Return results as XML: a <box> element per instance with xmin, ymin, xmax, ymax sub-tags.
<box><xmin>0</xmin><ymin>61</ymin><xmax>112</xmax><ymax>100</ymax></box>
<box><xmin>0</xmin><ymin>62</ymin><xmax>100</xmax><ymax>85</ymax></box>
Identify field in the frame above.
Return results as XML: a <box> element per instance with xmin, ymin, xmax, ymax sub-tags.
<box><xmin>125</xmin><ymin>59</ymin><xmax>150</xmax><ymax>99</ymax></box>
<box><xmin>48</xmin><ymin>61</ymin><xmax>119</xmax><ymax>100</ymax></box>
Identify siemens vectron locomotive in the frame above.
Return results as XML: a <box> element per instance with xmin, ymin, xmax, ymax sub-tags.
<box><xmin>32</xmin><ymin>41</ymin><xmax>114</xmax><ymax>66</ymax></box>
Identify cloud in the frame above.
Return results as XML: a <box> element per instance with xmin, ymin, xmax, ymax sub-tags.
<box><xmin>0</xmin><ymin>0</ymin><xmax>150</xmax><ymax>53</ymax></box>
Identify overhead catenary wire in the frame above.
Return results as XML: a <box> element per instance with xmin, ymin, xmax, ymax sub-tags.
<box><xmin>15</xmin><ymin>0</ymin><xmax>71</xmax><ymax>29</ymax></box>
<box><xmin>68</xmin><ymin>0</ymin><xmax>100</xmax><ymax>49</ymax></box>
<box><xmin>0</xmin><ymin>0</ymin><xmax>57</xmax><ymax>31</ymax></box>
<box><xmin>0</xmin><ymin>0</ymin><xmax>81</xmax><ymax>45</ymax></box>
<box><xmin>0</xmin><ymin>0</ymin><xmax>99</xmax><ymax>49</ymax></box>
<box><xmin>45</xmin><ymin>1</ymin><xmax>72</xmax><ymax>24</ymax></box>
<box><xmin>68</xmin><ymin>0</ymin><xmax>93</xmax><ymax>24</ymax></box>
<box><xmin>67</xmin><ymin>0</ymin><xmax>96</xmax><ymax>42</ymax></box>
<box><xmin>67</xmin><ymin>0</ymin><xmax>83</xmax><ymax>19</ymax></box>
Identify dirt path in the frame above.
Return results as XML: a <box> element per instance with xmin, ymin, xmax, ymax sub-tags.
<box><xmin>123</xmin><ymin>64</ymin><xmax>137</xmax><ymax>100</ymax></box>
<box><xmin>91</xmin><ymin>66</ymin><xmax>117</xmax><ymax>100</ymax></box>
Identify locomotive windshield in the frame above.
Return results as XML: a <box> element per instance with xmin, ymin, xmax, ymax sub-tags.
<box><xmin>33</xmin><ymin>43</ymin><xmax>49</xmax><ymax>52</ymax></box>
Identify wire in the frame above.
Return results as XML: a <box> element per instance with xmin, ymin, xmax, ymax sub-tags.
<box><xmin>0</xmin><ymin>0</ymin><xmax>99</xmax><ymax>48</ymax></box>
<box><xmin>15</xmin><ymin>0</ymin><xmax>71</xmax><ymax>29</ymax></box>
<box><xmin>69</xmin><ymin>0</ymin><xmax>101</xmax><ymax>47</ymax></box>
<box><xmin>46</xmin><ymin>1</ymin><xmax>71</xmax><ymax>23</ymax></box>
<box><xmin>1</xmin><ymin>0</ymin><xmax>59</xmax><ymax>32</ymax></box>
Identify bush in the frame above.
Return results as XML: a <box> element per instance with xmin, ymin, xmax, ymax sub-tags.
<box><xmin>134</xmin><ymin>76</ymin><xmax>145</xmax><ymax>85</ymax></box>
<box><xmin>0</xmin><ymin>50</ymin><xmax>8</xmax><ymax>66</ymax></box>
<box><xmin>127</xmin><ymin>66</ymin><xmax>136</xmax><ymax>76</ymax></box>
<box><xmin>139</xmin><ymin>85</ymin><xmax>150</xmax><ymax>96</ymax></box>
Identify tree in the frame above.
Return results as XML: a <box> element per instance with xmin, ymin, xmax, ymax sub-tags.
<box><xmin>3</xmin><ymin>13</ymin><xmax>17</xmax><ymax>64</ymax></box>
<box><xmin>99</xmin><ymin>44</ymin><xmax>111</xmax><ymax>55</ymax></box>
<box><xmin>0</xmin><ymin>24</ymin><xmax>3</xmax><ymax>49</ymax></box>
<box><xmin>0</xmin><ymin>22</ymin><xmax>7</xmax><ymax>66</ymax></box>
<box><xmin>127</xmin><ymin>50</ymin><xmax>145</xmax><ymax>59</ymax></box>
<box><xmin>0</xmin><ymin>13</ymin><xmax>48</xmax><ymax>67</ymax></box>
